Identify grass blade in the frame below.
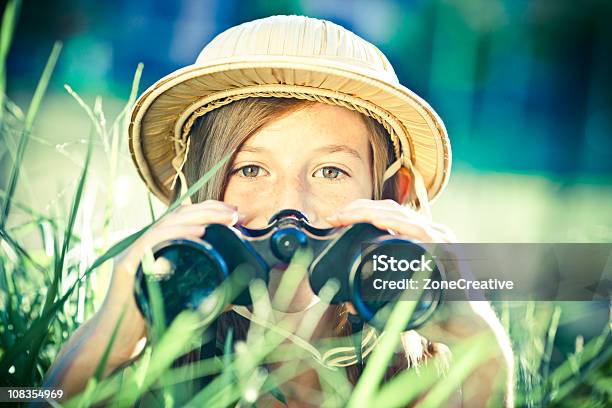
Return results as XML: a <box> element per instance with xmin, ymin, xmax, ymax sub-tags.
<box><xmin>0</xmin><ymin>0</ymin><xmax>22</xmax><ymax>123</ymax></box>
<box><xmin>347</xmin><ymin>301</ymin><xmax>420</xmax><ymax>406</ymax></box>
<box><xmin>0</xmin><ymin>148</ymin><xmax>232</xmax><ymax>378</ymax></box>
<box><xmin>0</xmin><ymin>41</ymin><xmax>62</xmax><ymax>230</ymax></box>
<box><xmin>2</xmin><ymin>130</ymin><xmax>91</xmax><ymax>382</ymax></box>
<box><xmin>76</xmin><ymin>303</ymin><xmax>128</xmax><ymax>408</ymax></box>
<box><xmin>147</xmin><ymin>192</ymin><xmax>156</xmax><ymax>223</ymax></box>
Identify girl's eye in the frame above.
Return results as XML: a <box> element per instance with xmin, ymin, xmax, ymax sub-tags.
<box><xmin>314</xmin><ymin>166</ymin><xmax>348</xmax><ymax>179</ymax></box>
<box><xmin>236</xmin><ymin>165</ymin><xmax>264</xmax><ymax>178</ymax></box>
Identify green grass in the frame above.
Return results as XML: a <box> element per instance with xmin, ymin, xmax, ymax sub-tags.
<box><xmin>1</xmin><ymin>1</ymin><xmax>611</xmax><ymax>406</ymax></box>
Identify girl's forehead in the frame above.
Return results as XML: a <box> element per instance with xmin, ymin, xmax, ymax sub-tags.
<box><xmin>240</xmin><ymin>103</ymin><xmax>371</xmax><ymax>153</ymax></box>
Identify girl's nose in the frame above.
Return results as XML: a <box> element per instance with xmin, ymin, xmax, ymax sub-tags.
<box><xmin>269</xmin><ymin>175</ymin><xmax>317</xmax><ymax>225</ymax></box>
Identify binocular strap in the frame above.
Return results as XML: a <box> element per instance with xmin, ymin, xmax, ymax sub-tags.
<box><xmin>231</xmin><ymin>305</ymin><xmax>382</xmax><ymax>369</ymax></box>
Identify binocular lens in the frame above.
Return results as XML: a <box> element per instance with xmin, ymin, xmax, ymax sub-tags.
<box><xmin>135</xmin><ymin>240</ymin><xmax>228</xmax><ymax>325</ymax></box>
<box><xmin>351</xmin><ymin>240</ymin><xmax>442</xmax><ymax>330</ymax></box>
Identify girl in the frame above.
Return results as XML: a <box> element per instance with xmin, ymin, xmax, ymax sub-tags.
<box><xmin>46</xmin><ymin>15</ymin><xmax>513</xmax><ymax>406</ymax></box>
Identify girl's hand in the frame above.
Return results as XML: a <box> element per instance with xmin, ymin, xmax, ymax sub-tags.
<box><xmin>326</xmin><ymin>199</ymin><xmax>513</xmax><ymax>406</ymax></box>
<box><xmin>325</xmin><ymin>198</ymin><xmax>456</xmax><ymax>243</ymax></box>
<box><xmin>45</xmin><ymin>200</ymin><xmax>246</xmax><ymax>398</ymax></box>
<box><xmin>98</xmin><ymin>200</ymin><xmax>245</xmax><ymax>363</ymax></box>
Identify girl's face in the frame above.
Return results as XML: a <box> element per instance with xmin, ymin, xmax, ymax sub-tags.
<box><xmin>223</xmin><ymin>103</ymin><xmax>373</xmax><ymax>228</ymax></box>
<box><xmin>223</xmin><ymin>103</ymin><xmax>374</xmax><ymax>312</ymax></box>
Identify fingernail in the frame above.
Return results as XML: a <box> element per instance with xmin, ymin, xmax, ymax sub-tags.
<box><xmin>231</xmin><ymin>212</ymin><xmax>246</xmax><ymax>225</ymax></box>
<box><xmin>326</xmin><ymin>214</ymin><xmax>338</xmax><ymax>222</ymax></box>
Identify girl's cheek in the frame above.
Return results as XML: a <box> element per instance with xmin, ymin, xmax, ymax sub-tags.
<box><xmin>225</xmin><ymin>179</ymin><xmax>271</xmax><ymax>200</ymax></box>
<box><xmin>310</xmin><ymin>184</ymin><xmax>369</xmax><ymax>215</ymax></box>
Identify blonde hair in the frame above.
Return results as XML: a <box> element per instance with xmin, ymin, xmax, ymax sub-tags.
<box><xmin>183</xmin><ymin>97</ymin><xmax>401</xmax><ymax>204</ymax></box>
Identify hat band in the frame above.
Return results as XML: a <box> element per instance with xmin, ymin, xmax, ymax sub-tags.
<box><xmin>383</xmin><ymin>154</ymin><xmax>432</xmax><ymax>219</ymax></box>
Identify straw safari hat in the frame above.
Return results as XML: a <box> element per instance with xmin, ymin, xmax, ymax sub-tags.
<box><xmin>128</xmin><ymin>15</ymin><xmax>451</xmax><ymax>209</ymax></box>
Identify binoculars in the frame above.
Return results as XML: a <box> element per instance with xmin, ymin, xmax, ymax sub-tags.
<box><xmin>134</xmin><ymin>209</ymin><xmax>443</xmax><ymax>331</ymax></box>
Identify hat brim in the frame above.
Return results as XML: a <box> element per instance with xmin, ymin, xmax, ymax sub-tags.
<box><xmin>128</xmin><ymin>55</ymin><xmax>451</xmax><ymax>205</ymax></box>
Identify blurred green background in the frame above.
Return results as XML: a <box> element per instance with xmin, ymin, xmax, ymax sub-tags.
<box><xmin>0</xmin><ymin>0</ymin><xmax>611</xmax><ymax>404</ymax></box>
<box><xmin>2</xmin><ymin>0</ymin><xmax>611</xmax><ymax>244</ymax></box>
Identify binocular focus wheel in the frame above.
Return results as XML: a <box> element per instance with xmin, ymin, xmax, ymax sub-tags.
<box><xmin>270</xmin><ymin>228</ymin><xmax>308</xmax><ymax>262</ymax></box>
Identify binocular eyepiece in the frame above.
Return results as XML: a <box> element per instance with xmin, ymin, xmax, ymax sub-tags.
<box><xmin>134</xmin><ymin>209</ymin><xmax>444</xmax><ymax>331</ymax></box>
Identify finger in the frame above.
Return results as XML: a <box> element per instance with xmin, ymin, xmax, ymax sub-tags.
<box><xmin>118</xmin><ymin>224</ymin><xmax>209</xmax><ymax>276</ymax></box>
<box><xmin>330</xmin><ymin>201</ymin><xmax>434</xmax><ymax>228</ymax></box>
<box><xmin>160</xmin><ymin>208</ymin><xmax>244</xmax><ymax>228</ymax></box>
<box><xmin>336</xmin><ymin>198</ymin><xmax>400</xmax><ymax>214</ymax></box>
<box><xmin>328</xmin><ymin>210</ymin><xmax>428</xmax><ymax>241</ymax></box>
<box><xmin>174</xmin><ymin>200</ymin><xmax>238</xmax><ymax>214</ymax></box>
<box><xmin>327</xmin><ymin>205</ymin><xmax>414</xmax><ymax>227</ymax></box>
<box><xmin>430</xmin><ymin>222</ymin><xmax>458</xmax><ymax>242</ymax></box>
<box><xmin>369</xmin><ymin>214</ymin><xmax>434</xmax><ymax>242</ymax></box>
<box><xmin>327</xmin><ymin>208</ymin><xmax>445</xmax><ymax>243</ymax></box>
<box><xmin>389</xmin><ymin>221</ymin><xmax>453</xmax><ymax>243</ymax></box>
<box><xmin>333</xmin><ymin>199</ymin><xmax>429</xmax><ymax>227</ymax></box>
<box><xmin>429</xmin><ymin>227</ymin><xmax>456</xmax><ymax>242</ymax></box>
<box><xmin>143</xmin><ymin>224</ymin><xmax>208</xmax><ymax>243</ymax></box>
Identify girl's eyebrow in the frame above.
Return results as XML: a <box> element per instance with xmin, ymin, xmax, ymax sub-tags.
<box><xmin>313</xmin><ymin>144</ymin><xmax>363</xmax><ymax>160</ymax></box>
<box><xmin>238</xmin><ymin>145</ymin><xmax>267</xmax><ymax>154</ymax></box>
<box><xmin>237</xmin><ymin>144</ymin><xmax>363</xmax><ymax>160</ymax></box>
